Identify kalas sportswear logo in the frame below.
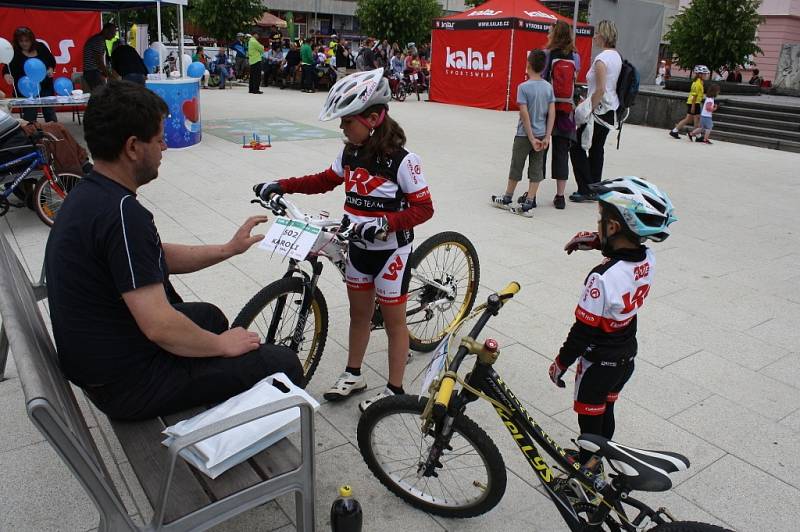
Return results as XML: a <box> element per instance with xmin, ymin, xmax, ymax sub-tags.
<box><xmin>445</xmin><ymin>47</ymin><xmax>495</xmax><ymax>71</ymax></box>
<box><xmin>523</xmin><ymin>10</ymin><xmax>557</xmax><ymax>20</ymax></box>
<box><xmin>468</xmin><ymin>9</ymin><xmax>503</xmax><ymax>17</ymax></box>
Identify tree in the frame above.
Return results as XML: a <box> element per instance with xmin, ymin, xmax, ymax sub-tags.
<box><xmin>357</xmin><ymin>0</ymin><xmax>443</xmax><ymax>47</ymax></box>
<box><xmin>665</xmin><ymin>0</ymin><xmax>763</xmax><ymax>73</ymax></box>
<box><xmin>464</xmin><ymin>0</ymin><xmax>488</xmax><ymax>6</ymax></box>
<box><xmin>106</xmin><ymin>8</ymin><xmax>179</xmax><ymax>43</ymax></box>
<box><xmin>188</xmin><ymin>0</ymin><xmax>266</xmax><ymax>45</ymax></box>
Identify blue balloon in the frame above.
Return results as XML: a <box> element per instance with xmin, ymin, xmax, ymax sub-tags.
<box><xmin>23</xmin><ymin>57</ymin><xmax>47</xmax><ymax>83</ymax></box>
<box><xmin>53</xmin><ymin>77</ymin><xmax>74</xmax><ymax>96</ymax></box>
<box><xmin>18</xmin><ymin>76</ymin><xmax>39</xmax><ymax>98</ymax></box>
<box><xmin>143</xmin><ymin>48</ymin><xmax>159</xmax><ymax>71</ymax></box>
<box><xmin>187</xmin><ymin>61</ymin><xmax>206</xmax><ymax>79</ymax></box>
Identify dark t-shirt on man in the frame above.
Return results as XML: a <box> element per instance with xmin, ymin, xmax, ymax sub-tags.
<box><xmin>111</xmin><ymin>44</ymin><xmax>148</xmax><ymax>77</ymax></box>
<box><xmin>45</xmin><ymin>171</ymin><xmax>170</xmax><ymax>387</ymax></box>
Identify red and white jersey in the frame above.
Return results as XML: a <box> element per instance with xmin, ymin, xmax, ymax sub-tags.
<box><xmin>575</xmin><ymin>248</ymin><xmax>655</xmax><ymax>333</ymax></box>
<box><xmin>332</xmin><ymin>146</ymin><xmax>431</xmax><ymax>251</ymax></box>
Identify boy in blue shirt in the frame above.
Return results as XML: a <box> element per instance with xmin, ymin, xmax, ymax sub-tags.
<box><xmin>492</xmin><ymin>49</ymin><xmax>555</xmax><ymax>218</ymax></box>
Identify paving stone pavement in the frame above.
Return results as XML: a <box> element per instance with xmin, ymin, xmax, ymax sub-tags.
<box><xmin>1</xmin><ymin>84</ymin><xmax>798</xmax><ymax>532</ymax></box>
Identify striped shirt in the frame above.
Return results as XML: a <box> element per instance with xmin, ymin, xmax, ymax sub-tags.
<box><xmin>83</xmin><ymin>33</ymin><xmax>107</xmax><ymax>71</ymax></box>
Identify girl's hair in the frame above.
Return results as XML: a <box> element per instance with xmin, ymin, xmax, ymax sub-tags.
<box><xmin>345</xmin><ymin>104</ymin><xmax>406</xmax><ymax>161</ymax></box>
<box><xmin>706</xmin><ymin>83</ymin><xmax>720</xmax><ymax>97</ymax></box>
<box><xmin>596</xmin><ymin>20</ymin><xmax>618</xmax><ymax>48</ymax></box>
<box><xmin>12</xmin><ymin>26</ymin><xmax>36</xmax><ymax>51</ymax></box>
<box><xmin>546</xmin><ymin>21</ymin><xmax>575</xmax><ymax>54</ymax></box>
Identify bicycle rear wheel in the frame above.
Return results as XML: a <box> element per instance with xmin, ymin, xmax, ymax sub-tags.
<box><xmin>358</xmin><ymin>394</ymin><xmax>506</xmax><ymax>518</ymax></box>
<box><xmin>33</xmin><ymin>172</ymin><xmax>81</xmax><ymax>226</ymax></box>
<box><xmin>233</xmin><ymin>276</ymin><xmax>328</xmax><ymax>384</ymax></box>
<box><xmin>406</xmin><ymin>231</ymin><xmax>480</xmax><ymax>352</ymax></box>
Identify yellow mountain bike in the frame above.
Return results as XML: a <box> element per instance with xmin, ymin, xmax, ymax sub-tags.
<box><xmin>357</xmin><ymin>282</ymin><xmax>731</xmax><ymax>531</ymax></box>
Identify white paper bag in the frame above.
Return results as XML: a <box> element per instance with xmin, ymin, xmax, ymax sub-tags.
<box><xmin>162</xmin><ymin>373</ymin><xmax>319</xmax><ymax>479</ymax></box>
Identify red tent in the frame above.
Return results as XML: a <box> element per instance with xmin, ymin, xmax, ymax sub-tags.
<box><xmin>429</xmin><ymin>0</ymin><xmax>594</xmax><ymax>111</ymax></box>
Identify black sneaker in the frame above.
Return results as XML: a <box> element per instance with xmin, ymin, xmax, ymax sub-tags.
<box><xmin>554</xmin><ymin>195</ymin><xmax>566</xmax><ymax>209</ymax></box>
<box><xmin>491</xmin><ymin>194</ymin><xmax>512</xmax><ymax>209</ymax></box>
<box><xmin>517</xmin><ymin>192</ymin><xmax>527</xmax><ymax>204</ymax></box>
<box><xmin>569</xmin><ymin>192</ymin><xmax>589</xmax><ymax>203</ymax></box>
<box><xmin>669</xmin><ymin>130</ymin><xmax>680</xmax><ymax>139</ymax></box>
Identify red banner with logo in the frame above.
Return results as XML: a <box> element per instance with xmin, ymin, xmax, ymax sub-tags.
<box><xmin>430</xmin><ymin>28</ymin><xmax>512</xmax><ymax>111</ymax></box>
<box><xmin>0</xmin><ymin>8</ymin><xmax>101</xmax><ymax>96</ymax></box>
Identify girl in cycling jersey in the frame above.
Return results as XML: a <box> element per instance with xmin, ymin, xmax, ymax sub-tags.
<box><xmin>255</xmin><ymin>68</ymin><xmax>434</xmax><ymax>412</ymax></box>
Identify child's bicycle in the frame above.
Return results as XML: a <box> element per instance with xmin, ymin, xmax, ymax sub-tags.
<box><xmin>0</xmin><ymin>130</ymin><xmax>81</xmax><ymax>226</ymax></box>
<box><xmin>356</xmin><ymin>282</ymin><xmax>731</xmax><ymax>532</ymax></box>
<box><xmin>237</xmin><ymin>193</ymin><xmax>480</xmax><ymax>383</ymax></box>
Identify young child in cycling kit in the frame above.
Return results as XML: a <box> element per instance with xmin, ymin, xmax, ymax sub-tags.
<box><xmin>550</xmin><ymin>177</ymin><xmax>677</xmax><ymax>465</ymax></box>
<box><xmin>254</xmin><ymin>68</ymin><xmax>434</xmax><ymax>412</ymax></box>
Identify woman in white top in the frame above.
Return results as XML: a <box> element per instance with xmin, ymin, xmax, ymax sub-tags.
<box><xmin>569</xmin><ymin>20</ymin><xmax>622</xmax><ymax>202</ymax></box>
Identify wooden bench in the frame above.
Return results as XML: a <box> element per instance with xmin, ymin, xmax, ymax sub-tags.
<box><xmin>0</xmin><ymin>235</ymin><xmax>316</xmax><ymax>531</ymax></box>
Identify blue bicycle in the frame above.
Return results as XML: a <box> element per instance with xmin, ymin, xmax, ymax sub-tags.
<box><xmin>0</xmin><ymin>129</ymin><xmax>81</xmax><ymax>227</ymax></box>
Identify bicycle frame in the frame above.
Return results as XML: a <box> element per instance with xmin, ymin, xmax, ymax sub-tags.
<box><xmin>0</xmin><ymin>144</ymin><xmax>66</xmax><ymax>203</ymax></box>
<box><xmin>425</xmin><ymin>287</ymin><xmax>671</xmax><ymax>532</ymax></box>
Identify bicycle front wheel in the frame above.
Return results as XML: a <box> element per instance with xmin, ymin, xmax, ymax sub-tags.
<box><xmin>406</xmin><ymin>231</ymin><xmax>480</xmax><ymax>352</ymax></box>
<box><xmin>34</xmin><ymin>172</ymin><xmax>81</xmax><ymax>226</ymax></box>
<box><xmin>357</xmin><ymin>394</ymin><xmax>506</xmax><ymax>518</ymax></box>
<box><xmin>233</xmin><ymin>276</ymin><xmax>328</xmax><ymax>384</ymax></box>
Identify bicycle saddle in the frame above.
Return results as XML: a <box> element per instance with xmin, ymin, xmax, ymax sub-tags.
<box><xmin>576</xmin><ymin>434</ymin><xmax>689</xmax><ymax>492</ymax></box>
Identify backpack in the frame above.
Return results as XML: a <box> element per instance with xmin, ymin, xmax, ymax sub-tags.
<box><xmin>546</xmin><ymin>50</ymin><xmax>577</xmax><ymax>113</ymax></box>
<box><xmin>612</xmin><ymin>58</ymin><xmax>640</xmax><ymax>149</ymax></box>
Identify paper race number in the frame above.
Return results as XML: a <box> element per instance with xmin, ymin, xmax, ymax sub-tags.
<box><xmin>259</xmin><ymin>217</ymin><xmax>321</xmax><ymax>261</ymax></box>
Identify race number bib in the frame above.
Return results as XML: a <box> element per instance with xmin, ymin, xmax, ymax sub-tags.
<box><xmin>259</xmin><ymin>217</ymin><xmax>321</xmax><ymax>261</ymax></box>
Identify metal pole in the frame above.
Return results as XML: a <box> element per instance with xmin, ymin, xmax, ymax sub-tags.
<box><xmin>572</xmin><ymin>0</ymin><xmax>580</xmax><ymax>40</ymax></box>
<box><xmin>315</xmin><ymin>0</ymin><xmax>319</xmax><ymax>37</ymax></box>
<box><xmin>156</xmin><ymin>0</ymin><xmax>163</xmax><ymax>75</ymax></box>
<box><xmin>178</xmin><ymin>3</ymin><xmax>185</xmax><ymax>76</ymax></box>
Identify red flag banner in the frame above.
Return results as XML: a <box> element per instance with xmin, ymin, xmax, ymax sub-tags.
<box><xmin>0</xmin><ymin>8</ymin><xmax>101</xmax><ymax>95</ymax></box>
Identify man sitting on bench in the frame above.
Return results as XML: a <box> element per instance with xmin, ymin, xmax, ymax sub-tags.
<box><xmin>44</xmin><ymin>80</ymin><xmax>303</xmax><ymax>421</ymax></box>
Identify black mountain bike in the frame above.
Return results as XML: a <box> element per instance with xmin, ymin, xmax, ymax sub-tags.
<box><xmin>357</xmin><ymin>282</ymin><xmax>731</xmax><ymax>532</ymax></box>
<box><xmin>234</xmin><ymin>194</ymin><xmax>480</xmax><ymax>383</ymax></box>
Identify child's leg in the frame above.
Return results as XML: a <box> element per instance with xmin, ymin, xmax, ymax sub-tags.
<box><xmin>505</xmin><ymin>136</ymin><xmax>529</xmax><ymax>196</ymax></box>
<box><xmin>526</xmin><ymin>145</ymin><xmax>545</xmax><ymax>198</ymax></box>
<box><xmin>601</xmin><ymin>361</ymin><xmax>635</xmax><ymax>440</ymax></box>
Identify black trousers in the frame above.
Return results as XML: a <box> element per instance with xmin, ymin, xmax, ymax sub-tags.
<box><xmin>248</xmin><ymin>63</ymin><xmax>262</xmax><ymax>93</ymax></box>
<box><xmin>86</xmin><ymin>302</ymin><xmax>304</xmax><ymax>421</ymax></box>
<box><xmin>569</xmin><ymin>111</ymin><xmax>614</xmax><ymax>195</ymax></box>
<box><xmin>301</xmin><ymin>64</ymin><xmax>315</xmax><ymax>90</ymax></box>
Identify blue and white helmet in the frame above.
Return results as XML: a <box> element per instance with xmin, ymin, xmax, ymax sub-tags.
<box><xmin>319</xmin><ymin>68</ymin><xmax>391</xmax><ymax>121</ymax></box>
<box><xmin>591</xmin><ymin>177</ymin><xmax>677</xmax><ymax>242</ymax></box>
<box><xmin>693</xmin><ymin>65</ymin><xmax>710</xmax><ymax>75</ymax></box>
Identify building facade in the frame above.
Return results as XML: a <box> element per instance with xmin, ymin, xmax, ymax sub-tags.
<box><xmin>264</xmin><ymin>0</ymin><xmax>468</xmax><ymax>40</ymax></box>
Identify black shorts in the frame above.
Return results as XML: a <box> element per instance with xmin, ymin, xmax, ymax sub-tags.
<box><xmin>573</xmin><ymin>356</ymin><xmax>635</xmax><ymax>415</ymax></box>
<box><xmin>686</xmin><ymin>103</ymin><xmax>701</xmax><ymax>116</ymax></box>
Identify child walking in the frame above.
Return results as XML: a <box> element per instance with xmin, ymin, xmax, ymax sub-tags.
<box><xmin>550</xmin><ymin>177</ymin><xmax>677</xmax><ymax>467</ymax></box>
<box><xmin>491</xmin><ymin>49</ymin><xmax>555</xmax><ymax>217</ymax></box>
<box><xmin>669</xmin><ymin>65</ymin><xmax>709</xmax><ymax>139</ymax></box>
<box><xmin>688</xmin><ymin>83</ymin><xmax>720</xmax><ymax>144</ymax></box>
<box><xmin>254</xmin><ymin>69</ymin><xmax>434</xmax><ymax>412</ymax></box>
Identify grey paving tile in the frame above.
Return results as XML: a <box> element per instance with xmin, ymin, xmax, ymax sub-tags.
<box><xmin>276</xmin><ymin>443</ymin><xmax>445</xmax><ymax>531</ymax></box>
<box><xmin>210</xmin><ymin>501</ymin><xmax>290</xmax><ymax>532</ymax></box>
<box><xmin>675</xmin><ymin>454</ymin><xmax>800</xmax><ymax>532</ymax></box>
<box><xmin>621</xmin><ymin>358</ymin><xmax>714</xmax><ymax>418</ymax></box>
<box><xmin>759</xmin><ymin>351</ymin><xmax>800</xmax><ymax>390</ymax></box>
<box><xmin>0</xmin><ymin>441</ymin><xmax>99</xmax><ymax>531</ymax></box>
<box><xmin>747</xmin><ymin>316</ymin><xmax>800</xmax><ymax>353</ymax></box>
<box><xmin>779</xmin><ymin>408</ymin><xmax>800</xmax><ymax>433</ymax></box>
<box><xmin>670</xmin><ymin>394</ymin><xmax>800</xmax><ymax>489</ymax></box>
<box><xmin>666</xmin><ymin>351</ymin><xmax>797</xmax><ymax>420</ymax></box>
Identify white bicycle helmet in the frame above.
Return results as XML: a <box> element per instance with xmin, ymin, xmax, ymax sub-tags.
<box><xmin>319</xmin><ymin>68</ymin><xmax>392</xmax><ymax>122</ymax></box>
<box><xmin>590</xmin><ymin>177</ymin><xmax>677</xmax><ymax>242</ymax></box>
<box><xmin>693</xmin><ymin>65</ymin><xmax>710</xmax><ymax>75</ymax></box>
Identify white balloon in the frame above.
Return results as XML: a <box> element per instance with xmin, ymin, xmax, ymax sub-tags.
<box><xmin>0</xmin><ymin>37</ymin><xmax>13</xmax><ymax>65</ymax></box>
<box><xmin>150</xmin><ymin>41</ymin><xmax>167</xmax><ymax>56</ymax></box>
<box><xmin>181</xmin><ymin>54</ymin><xmax>192</xmax><ymax>76</ymax></box>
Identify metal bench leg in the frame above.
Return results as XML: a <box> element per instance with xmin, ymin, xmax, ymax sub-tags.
<box><xmin>295</xmin><ymin>404</ymin><xmax>316</xmax><ymax>531</ymax></box>
<box><xmin>0</xmin><ymin>325</ymin><xmax>8</xmax><ymax>382</ymax></box>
